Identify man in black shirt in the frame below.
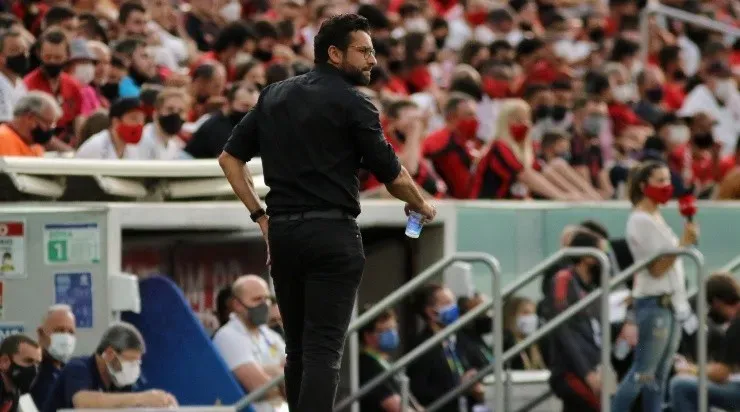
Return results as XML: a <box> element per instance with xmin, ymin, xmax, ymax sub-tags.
<box><xmin>185</xmin><ymin>82</ymin><xmax>259</xmax><ymax>158</ymax></box>
<box><xmin>669</xmin><ymin>273</ymin><xmax>740</xmax><ymax>412</ymax></box>
<box><xmin>0</xmin><ymin>334</ymin><xmax>41</xmax><ymax>412</ymax></box>
<box><xmin>219</xmin><ymin>13</ymin><xmax>435</xmax><ymax>412</ymax></box>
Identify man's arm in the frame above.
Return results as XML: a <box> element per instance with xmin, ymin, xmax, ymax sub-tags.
<box><xmin>233</xmin><ymin>363</ymin><xmax>283</xmax><ymax>399</ymax></box>
<box><xmin>73</xmin><ymin>390</ymin><xmax>176</xmax><ymax>408</ymax></box>
<box><xmin>385</xmin><ymin>167</ymin><xmax>432</xmax><ymax>215</ymax></box>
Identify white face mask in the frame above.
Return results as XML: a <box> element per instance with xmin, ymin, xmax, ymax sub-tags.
<box><xmin>73</xmin><ymin>64</ymin><xmax>95</xmax><ymax>85</ymax></box>
<box><xmin>516</xmin><ymin>314</ymin><xmax>538</xmax><ymax>336</ymax></box>
<box><xmin>405</xmin><ymin>17</ymin><xmax>429</xmax><ymax>33</ymax></box>
<box><xmin>613</xmin><ymin>84</ymin><xmax>636</xmax><ymax>104</ymax></box>
<box><xmin>668</xmin><ymin>124</ymin><xmax>690</xmax><ymax>145</ymax></box>
<box><xmin>107</xmin><ymin>356</ymin><xmax>141</xmax><ymax>387</ymax></box>
<box><xmin>48</xmin><ymin>333</ymin><xmax>76</xmax><ymax>363</ymax></box>
<box><xmin>219</xmin><ymin>1</ymin><xmax>243</xmax><ymax>22</ymax></box>
<box><xmin>713</xmin><ymin>78</ymin><xmax>737</xmax><ymax>101</ymax></box>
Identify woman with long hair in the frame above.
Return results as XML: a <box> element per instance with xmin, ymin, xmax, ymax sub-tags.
<box><xmin>611</xmin><ymin>160</ymin><xmax>699</xmax><ymax>412</ymax></box>
<box><xmin>502</xmin><ymin>296</ymin><xmax>547</xmax><ymax>370</ymax></box>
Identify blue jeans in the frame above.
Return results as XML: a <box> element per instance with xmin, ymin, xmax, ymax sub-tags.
<box><xmin>612</xmin><ymin>297</ymin><xmax>681</xmax><ymax>412</ymax></box>
<box><xmin>670</xmin><ymin>375</ymin><xmax>740</xmax><ymax>411</ymax></box>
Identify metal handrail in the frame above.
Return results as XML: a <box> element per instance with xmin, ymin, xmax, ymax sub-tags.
<box><xmin>429</xmin><ymin>248</ymin><xmax>708</xmax><ymax>412</ymax></box>
<box><xmin>233</xmin><ymin>252</ymin><xmax>502</xmax><ymax>411</ymax></box>
<box><xmin>687</xmin><ymin>254</ymin><xmax>740</xmax><ymax>300</ymax></box>
<box><xmin>333</xmin><ymin>252</ymin><xmax>503</xmax><ymax>412</ymax></box>
<box><xmin>427</xmin><ymin>247</ymin><xmax>611</xmax><ymax>412</ymax></box>
<box><xmin>332</xmin><ymin>293</ymin><xmax>498</xmax><ymax>411</ymax></box>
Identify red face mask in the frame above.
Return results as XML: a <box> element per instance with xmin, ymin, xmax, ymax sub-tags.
<box><xmin>465</xmin><ymin>10</ymin><xmax>487</xmax><ymax>27</ymax></box>
<box><xmin>643</xmin><ymin>184</ymin><xmax>674</xmax><ymax>204</ymax></box>
<box><xmin>116</xmin><ymin>123</ymin><xmax>144</xmax><ymax>145</ymax></box>
<box><xmin>482</xmin><ymin>77</ymin><xmax>511</xmax><ymax>99</ymax></box>
<box><xmin>509</xmin><ymin>123</ymin><xmax>529</xmax><ymax>142</ymax></box>
<box><xmin>456</xmin><ymin>117</ymin><xmax>479</xmax><ymax>140</ymax></box>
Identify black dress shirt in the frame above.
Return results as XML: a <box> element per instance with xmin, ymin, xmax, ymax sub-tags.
<box><xmin>185</xmin><ymin>111</ymin><xmax>237</xmax><ymax>158</ymax></box>
<box><xmin>223</xmin><ymin>63</ymin><xmax>402</xmax><ymax>217</ymax></box>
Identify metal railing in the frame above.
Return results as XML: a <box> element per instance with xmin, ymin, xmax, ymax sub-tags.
<box><xmin>427</xmin><ymin>247</ymin><xmax>611</xmax><ymax>412</ymax></box>
<box><xmin>429</xmin><ymin>248</ymin><xmax>708</xmax><ymax>412</ymax></box>
<box><xmin>687</xmin><ymin>254</ymin><xmax>740</xmax><ymax>300</ymax></box>
<box><xmin>233</xmin><ymin>252</ymin><xmax>502</xmax><ymax>412</ymax></box>
<box><xmin>333</xmin><ymin>252</ymin><xmax>502</xmax><ymax>412</ymax></box>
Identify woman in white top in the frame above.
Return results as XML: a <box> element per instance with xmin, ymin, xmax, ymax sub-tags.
<box><xmin>612</xmin><ymin>160</ymin><xmax>699</xmax><ymax>412</ymax></box>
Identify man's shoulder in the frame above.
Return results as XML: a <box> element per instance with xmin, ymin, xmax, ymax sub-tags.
<box><xmin>61</xmin><ymin>355</ymin><xmax>95</xmax><ymax>376</ymax></box>
<box><xmin>213</xmin><ymin>318</ymin><xmax>245</xmax><ymax>344</ymax></box>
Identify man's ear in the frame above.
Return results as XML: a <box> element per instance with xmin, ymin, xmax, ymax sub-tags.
<box><xmin>328</xmin><ymin>45</ymin><xmax>343</xmax><ymax>65</ymax></box>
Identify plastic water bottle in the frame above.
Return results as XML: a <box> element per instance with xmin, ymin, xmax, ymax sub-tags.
<box><xmin>405</xmin><ymin>211</ymin><xmax>424</xmax><ymax>238</ymax></box>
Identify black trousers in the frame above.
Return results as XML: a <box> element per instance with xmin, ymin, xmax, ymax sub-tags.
<box><xmin>269</xmin><ymin>217</ymin><xmax>365</xmax><ymax>412</ymax></box>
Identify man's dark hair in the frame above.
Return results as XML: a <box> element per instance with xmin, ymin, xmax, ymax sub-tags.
<box><xmin>253</xmin><ymin>20</ymin><xmax>279</xmax><ymax>40</ymax></box>
<box><xmin>385</xmin><ymin>99</ymin><xmax>417</xmax><ymax>119</ymax></box>
<box><xmin>358</xmin><ymin>304</ymin><xmax>395</xmax><ymax>344</ymax></box>
<box><xmin>541</xmin><ymin>131</ymin><xmax>566</xmax><ymax>151</ymax></box>
<box><xmin>118</xmin><ymin>1</ymin><xmax>146</xmax><ymax>25</ymax></box>
<box><xmin>213</xmin><ymin>22</ymin><xmax>255</xmax><ymax>53</ymax></box>
<box><xmin>580</xmin><ymin>220</ymin><xmax>609</xmax><ymax>239</ymax></box>
<box><xmin>80</xmin><ymin>13</ymin><xmax>109</xmax><ymax>44</ymax></box>
<box><xmin>95</xmin><ymin>322</ymin><xmax>146</xmax><ymax>355</ymax></box>
<box><xmin>43</xmin><ymin>5</ymin><xmax>76</xmax><ymax>29</ymax></box>
<box><xmin>431</xmin><ymin>17</ymin><xmax>448</xmax><ymax>31</ymax></box>
<box><xmin>357</xmin><ymin>4</ymin><xmax>390</xmax><ymax>30</ymax></box>
<box><xmin>610</xmin><ymin>37</ymin><xmax>639</xmax><ymax>62</ymax></box>
<box><xmin>0</xmin><ymin>334</ymin><xmax>39</xmax><ymax>358</ymax></box>
<box><xmin>0</xmin><ymin>30</ymin><xmax>21</xmax><ymax>54</ymax></box>
<box><xmin>515</xmin><ymin>37</ymin><xmax>544</xmax><ymax>59</ymax></box>
<box><xmin>706</xmin><ymin>273</ymin><xmax>740</xmax><ymax>306</ymax></box>
<box><xmin>449</xmin><ymin>76</ymin><xmax>483</xmax><ymax>102</ymax></box>
<box><xmin>313</xmin><ymin>14</ymin><xmax>371</xmax><ymax>65</ymax></box>
<box><xmin>584</xmin><ymin>71</ymin><xmax>610</xmax><ymax>96</ymax></box>
<box><xmin>522</xmin><ymin>83</ymin><xmax>549</xmax><ymax>100</ymax></box>
<box><xmin>216</xmin><ymin>286</ymin><xmax>234</xmax><ymax>326</ymax></box>
<box><xmin>444</xmin><ymin>92</ymin><xmax>473</xmax><ymax>118</ymax></box>
<box><xmin>460</xmin><ymin>40</ymin><xmax>485</xmax><ymax>66</ymax></box>
<box><xmin>413</xmin><ymin>283</ymin><xmax>443</xmax><ymax>319</ymax></box>
<box><xmin>276</xmin><ymin>20</ymin><xmax>295</xmax><ymax>40</ymax></box>
<box><xmin>658</xmin><ymin>45</ymin><xmax>681</xmax><ymax>69</ymax></box>
<box><xmin>192</xmin><ymin>63</ymin><xmax>217</xmax><ymax>81</ymax></box>
<box><xmin>569</xmin><ymin>230</ymin><xmax>602</xmax><ymax>263</ymax></box>
<box><xmin>109</xmin><ymin>97</ymin><xmax>142</xmax><ymax>119</ymax></box>
<box><xmin>113</xmin><ymin>37</ymin><xmax>146</xmax><ymax>58</ymax></box>
<box><xmin>38</xmin><ymin>30</ymin><xmax>69</xmax><ymax>51</ymax></box>
<box><xmin>266</xmin><ymin>62</ymin><xmax>294</xmax><ymax>85</ymax></box>
<box><xmin>490</xmin><ymin>39</ymin><xmax>513</xmax><ymax>56</ymax></box>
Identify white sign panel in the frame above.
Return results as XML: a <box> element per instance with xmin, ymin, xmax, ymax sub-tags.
<box><xmin>44</xmin><ymin>223</ymin><xmax>101</xmax><ymax>265</ymax></box>
<box><xmin>0</xmin><ymin>221</ymin><xmax>26</xmax><ymax>279</ymax></box>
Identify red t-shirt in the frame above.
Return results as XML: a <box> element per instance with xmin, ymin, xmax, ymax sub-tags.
<box><xmin>363</xmin><ymin>133</ymin><xmax>448</xmax><ymax>198</ymax></box>
<box><xmin>406</xmin><ymin>65</ymin><xmax>433</xmax><ymax>93</ymax></box>
<box><xmin>422</xmin><ymin>127</ymin><xmax>474</xmax><ymax>199</ymax></box>
<box><xmin>608</xmin><ymin>101</ymin><xmax>644</xmax><ymax>136</ymax></box>
<box><xmin>24</xmin><ymin>69</ymin><xmax>83</xmax><ymax>139</ymax></box>
<box><xmin>469</xmin><ymin>140</ymin><xmax>541</xmax><ymax>199</ymax></box>
<box><xmin>663</xmin><ymin>82</ymin><xmax>686</xmax><ymax>111</ymax></box>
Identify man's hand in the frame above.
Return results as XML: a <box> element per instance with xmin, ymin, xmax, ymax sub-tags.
<box><xmin>404</xmin><ymin>202</ymin><xmax>436</xmax><ymax>222</ymax></box>
<box><xmin>137</xmin><ymin>389</ymin><xmax>179</xmax><ymax>408</ymax></box>
<box><xmin>257</xmin><ymin>215</ymin><xmax>270</xmax><ymax>265</ymax></box>
<box><xmin>462</xmin><ymin>369</ymin><xmax>478</xmax><ymax>383</ymax></box>
<box><xmin>585</xmin><ymin>370</ymin><xmax>601</xmax><ymax>394</ymax></box>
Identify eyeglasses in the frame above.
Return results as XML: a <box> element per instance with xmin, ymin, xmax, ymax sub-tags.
<box><xmin>350</xmin><ymin>45</ymin><xmax>376</xmax><ymax>60</ymax></box>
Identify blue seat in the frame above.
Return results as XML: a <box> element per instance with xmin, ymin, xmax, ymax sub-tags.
<box><xmin>122</xmin><ymin>275</ymin><xmax>252</xmax><ymax>410</ymax></box>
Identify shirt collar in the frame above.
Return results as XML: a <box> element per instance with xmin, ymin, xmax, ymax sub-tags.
<box><xmin>314</xmin><ymin>63</ymin><xmax>353</xmax><ymax>86</ymax></box>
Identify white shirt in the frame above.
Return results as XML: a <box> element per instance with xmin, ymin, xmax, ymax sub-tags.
<box><xmin>137</xmin><ymin>123</ymin><xmax>187</xmax><ymax>160</ymax></box>
<box><xmin>678</xmin><ymin>84</ymin><xmax>740</xmax><ymax>156</ymax></box>
<box><xmin>213</xmin><ymin>314</ymin><xmax>286</xmax><ymax>412</ymax></box>
<box><xmin>626</xmin><ymin>210</ymin><xmax>690</xmax><ymax>315</ymax></box>
<box><xmin>75</xmin><ymin>129</ymin><xmax>143</xmax><ymax>159</ymax></box>
<box><xmin>0</xmin><ymin>72</ymin><xmax>27</xmax><ymax>122</ymax></box>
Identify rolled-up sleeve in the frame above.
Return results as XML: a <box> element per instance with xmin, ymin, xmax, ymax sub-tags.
<box><xmin>223</xmin><ymin>101</ymin><xmax>261</xmax><ymax>162</ymax></box>
<box><xmin>348</xmin><ymin>92</ymin><xmax>401</xmax><ymax>184</ymax></box>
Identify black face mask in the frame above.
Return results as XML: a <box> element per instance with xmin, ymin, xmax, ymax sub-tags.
<box><xmin>551</xmin><ymin>105</ymin><xmax>568</xmax><ymax>122</ymax></box>
<box><xmin>246</xmin><ymin>302</ymin><xmax>269</xmax><ymax>326</ymax></box>
<box><xmin>9</xmin><ymin>361</ymin><xmax>38</xmax><ymax>394</ymax></box>
<box><xmin>387</xmin><ymin>59</ymin><xmax>404</xmax><ymax>74</ymax></box>
<box><xmin>588</xmin><ymin>27</ymin><xmax>606</xmax><ymax>44</ymax></box>
<box><xmin>5</xmin><ymin>53</ymin><xmax>29</xmax><ymax>76</ymax></box>
<box><xmin>31</xmin><ymin>126</ymin><xmax>54</xmax><ymax>144</ymax></box>
<box><xmin>253</xmin><ymin>49</ymin><xmax>273</xmax><ymax>63</ymax></box>
<box><xmin>157</xmin><ymin>113</ymin><xmax>184</xmax><ymax>135</ymax></box>
<box><xmin>646</xmin><ymin>87</ymin><xmax>664</xmax><ymax>103</ymax></box>
<box><xmin>435</xmin><ymin>36</ymin><xmax>446</xmax><ymax>49</ymax></box>
<box><xmin>100</xmin><ymin>83</ymin><xmax>119</xmax><ymax>101</ymax></box>
<box><xmin>42</xmin><ymin>62</ymin><xmax>63</xmax><ymax>78</ymax></box>
<box><xmin>533</xmin><ymin>105</ymin><xmax>551</xmax><ymax>121</ymax></box>
<box><xmin>473</xmin><ymin>316</ymin><xmax>493</xmax><ymax>335</ymax></box>
<box><xmin>587</xmin><ymin>263</ymin><xmax>602</xmax><ymax>284</ymax></box>
<box><xmin>693</xmin><ymin>133</ymin><xmax>714</xmax><ymax>149</ymax></box>
<box><xmin>673</xmin><ymin>68</ymin><xmax>687</xmax><ymax>81</ymax></box>
<box><xmin>230</xmin><ymin>111</ymin><xmax>248</xmax><ymax>125</ymax></box>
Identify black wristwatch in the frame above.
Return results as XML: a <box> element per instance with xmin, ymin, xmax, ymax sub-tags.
<box><xmin>250</xmin><ymin>208</ymin><xmax>266</xmax><ymax>222</ymax></box>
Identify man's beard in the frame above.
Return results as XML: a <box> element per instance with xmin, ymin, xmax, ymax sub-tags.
<box><xmin>340</xmin><ymin>62</ymin><xmax>371</xmax><ymax>86</ymax></box>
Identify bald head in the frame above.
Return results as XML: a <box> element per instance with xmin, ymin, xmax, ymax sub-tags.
<box><xmin>232</xmin><ymin>275</ymin><xmax>269</xmax><ymax>306</ymax></box>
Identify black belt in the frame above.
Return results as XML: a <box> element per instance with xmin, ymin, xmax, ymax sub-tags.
<box><xmin>270</xmin><ymin>209</ymin><xmax>354</xmax><ymax>222</ymax></box>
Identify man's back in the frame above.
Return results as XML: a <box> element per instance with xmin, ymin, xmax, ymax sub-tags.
<box><xmin>224</xmin><ymin>64</ymin><xmax>400</xmax><ymax>217</ymax></box>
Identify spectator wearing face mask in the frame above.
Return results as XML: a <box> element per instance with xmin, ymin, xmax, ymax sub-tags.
<box><xmin>188</xmin><ymin>62</ymin><xmax>227</xmax><ymax>124</ymax></box>
<box><xmin>669</xmin><ymin>273</ymin><xmax>740</xmax><ymax>411</ymax></box>
<box><xmin>359</xmin><ymin>307</ymin><xmax>423</xmax><ymax>412</ymax></box>
<box><xmin>76</xmin><ymin>97</ymin><xmax>146</xmax><ymax>159</ymax></box>
<box><xmin>213</xmin><ymin>275</ymin><xmax>287</xmax><ymax>412</ymax></box>
<box><xmin>408</xmin><ymin>283</ymin><xmax>483</xmax><ymax>412</ymax></box>
<box><xmin>189</xmin><ymin>22</ymin><xmax>255</xmax><ymax>82</ymax></box>
<box><xmin>0</xmin><ymin>334</ymin><xmax>42</xmax><ymax>412</ymax></box>
<box><xmin>137</xmin><ymin>87</ymin><xmax>190</xmax><ymax>160</ymax></box>
<box><xmin>185</xmin><ymin>81</ymin><xmax>259</xmax><ymax>158</ymax></box>
<box><xmin>678</xmin><ymin>61</ymin><xmax>740</xmax><ymax>156</ymax></box>
<box><xmin>0</xmin><ymin>30</ymin><xmax>29</xmax><ymax>123</ymax></box>
<box><xmin>0</xmin><ymin>91</ymin><xmax>61</xmax><ymax>156</ymax></box>
<box><xmin>668</xmin><ymin>112</ymin><xmax>726</xmax><ymax>197</ymax></box>
<box><xmin>633</xmin><ymin>66</ymin><xmax>667</xmax><ymax>127</ymax></box>
<box><xmin>404</xmin><ymin>32</ymin><xmax>437</xmax><ymax>94</ymax></box>
<box><xmin>600</xmin><ymin>64</ymin><xmax>649</xmax><ymax>140</ymax></box>
<box><xmin>422</xmin><ymin>93</ymin><xmax>478</xmax><ymax>199</ymax></box>
<box><xmin>502</xmin><ymin>296</ymin><xmax>546</xmax><ymax>370</ymax></box>
<box><xmin>24</xmin><ymin>30</ymin><xmax>83</xmax><ymax>142</ymax></box>
<box><xmin>639</xmin><ymin>135</ymin><xmax>688</xmax><ymax>199</ymax></box>
<box><xmin>67</xmin><ymin>39</ymin><xmax>101</xmax><ymax>116</ymax></box>
<box><xmin>658</xmin><ymin>45</ymin><xmax>689</xmax><ymax>111</ymax></box>
<box><xmin>513</xmin><ymin>37</ymin><xmax>570</xmax><ymax>96</ymax></box>
<box><xmin>471</xmin><ymin>98</ymin><xmax>597</xmax><ymax>200</ymax></box>
<box><xmin>544</xmin><ymin>231</ymin><xmax>607</xmax><ymax>412</ymax></box>
<box><xmin>30</xmin><ymin>305</ymin><xmax>76</xmax><ymax>409</ymax></box>
<box><xmin>43</xmin><ymin>322</ymin><xmax>177</xmax><ymax>411</ymax></box>
<box><xmin>570</xmin><ymin>95</ymin><xmax>609</xmax><ymax>191</ymax></box>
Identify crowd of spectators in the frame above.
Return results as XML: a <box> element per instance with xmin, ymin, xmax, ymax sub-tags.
<box><xmin>0</xmin><ymin>0</ymin><xmax>738</xmax><ymax>199</ymax></box>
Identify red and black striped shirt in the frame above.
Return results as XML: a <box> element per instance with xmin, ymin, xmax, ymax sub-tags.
<box><xmin>422</xmin><ymin>128</ymin><xmax>474</xmax><ymax>199</ymax></box>
<box><xmin>469</xmin><ymin>140</ymin><xmax>540</xmax><ymax>199</ymax></box>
